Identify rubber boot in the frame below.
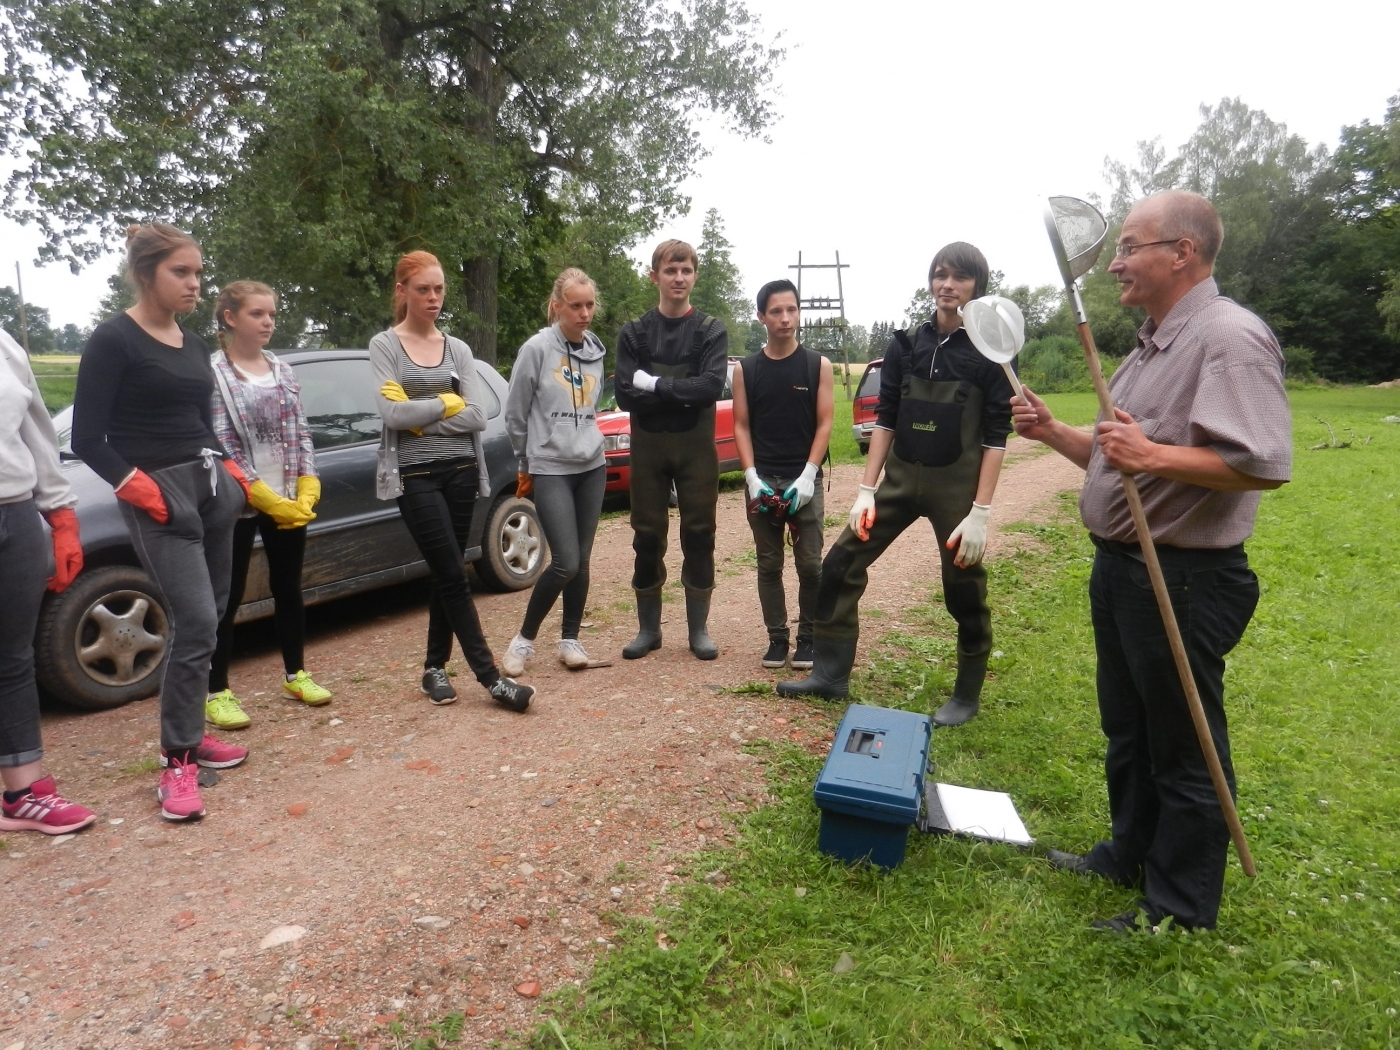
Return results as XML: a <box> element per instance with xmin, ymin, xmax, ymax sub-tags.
<box><xmin>934</xmin><ymin>650</ymin><xmax>988</xmax><ymax>727</ymax></box>
<box><xmin>776</xmin><ymin>639</ymin><xmax>856</xmax><ymax>700</ymax></box>
<box><xmin>685</xmin><ymin>590</ymin><xmax>719</xmax><ymax>661</ymax></box>
<box><xmin>623</xmin><ymin>591</ymin><xmax>663</xmax><ymax>659</ymax></box>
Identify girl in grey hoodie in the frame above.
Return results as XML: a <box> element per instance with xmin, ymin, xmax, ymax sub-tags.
<box><xmin>500</xmin><ymin>269</ymin><xmax>608</xmax><ymax>675</ymax></box>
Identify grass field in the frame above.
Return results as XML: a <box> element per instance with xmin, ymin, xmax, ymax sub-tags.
<box><xmin>524</xmin><ymin>387</ymin><xmax>1400</xmax><ymax>1050</ymax></box>
<box><xmin>28</xmin><ymin>354</ymin><xmax>80</xmax><ymax>413</ymax></box>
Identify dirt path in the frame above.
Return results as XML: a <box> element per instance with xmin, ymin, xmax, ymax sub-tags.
<box><xmin>2</xmin><ymin>440</ymin><xmax>1084</xmax><ymax>1050</ymax></box>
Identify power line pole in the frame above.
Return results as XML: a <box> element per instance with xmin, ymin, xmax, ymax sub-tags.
<box><xmin>787</xmin><ymin>251</ymin><xmax>852</xmax><ymax>400</ymax></box>
<box><xmin>15</xmin><ymin>262</ymin><xmax>32</xmax><ymax>357</ymax></box>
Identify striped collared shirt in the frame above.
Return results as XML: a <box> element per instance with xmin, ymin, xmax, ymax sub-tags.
<box><xmin>1080</xmin><ymin>277</ymin><xmax>1292</xmax><ymax>548</ymax></box>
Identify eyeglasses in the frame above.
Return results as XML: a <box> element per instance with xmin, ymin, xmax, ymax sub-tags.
<box><xmin>1114</xmin><ymin>238</ymin><xmax>1183</xmax><ymax>258</ymax></box>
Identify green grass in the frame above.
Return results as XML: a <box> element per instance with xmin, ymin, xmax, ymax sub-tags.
<box><xmin>530</xmin><ymin>386</ymin><xmax>1400</xmax><ymax>1050</ymax></box>
<box><xmin>30</xmin><ymin>355</ymin><xmax>80</xmax><ymax>413</ymax></box>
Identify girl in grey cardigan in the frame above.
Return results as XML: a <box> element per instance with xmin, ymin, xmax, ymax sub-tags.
<box><xmin>372</xmin><ymin>250</ymin><xmax>534</xmax><ymax>712</ymax></box>
<box><xmin>500</xmin><ymin>269</ymin><xmax>608</xmax><ymax>676</ymax></box>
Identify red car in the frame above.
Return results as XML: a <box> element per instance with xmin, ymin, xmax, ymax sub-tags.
<box><xmin>598</xmin><ymin>359</ymin><xmax>742</xmax><ymax>494</ymax></box>
<box><xmin>851</xmin><ymin>358</ymin><xmax>883</xmax><ymax>455</ymax></box>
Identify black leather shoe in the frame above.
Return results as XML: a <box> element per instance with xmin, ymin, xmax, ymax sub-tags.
<box><xmin>1046</xmin><ymin>849</ymin><xmax>1094</xmax><ymax>875</ymax></box>
<box><xmin>1092</xmin><ymin>908</ymin><xmax>1161</xmax><ymax>934</ymax></box>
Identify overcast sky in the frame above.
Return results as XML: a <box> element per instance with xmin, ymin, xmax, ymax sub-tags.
<box><xmin>3</xmin><ymin>0</ymin><xmax>1399</xmax><ymax>332</ymax></box>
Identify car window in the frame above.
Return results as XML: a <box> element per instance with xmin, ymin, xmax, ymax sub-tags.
<box><xmin>858</xmin><ymin>363</ymin><xmax>882</xmax><ymax>398</ymax></box>
<box><xmin>294</xmin><ymin>359</ymin><xmax>382</xmax><ymax>449</ymax></box>
<box><xmin>473</xmin><ymin>361</ymin><xmax>502</xmax><ymax>419</ymax></box>
<box><xmin>722</xmin><ymin>362</ymin><xmax>735</xmax><ymax>400</ymax></box>
<box><xmin>597</xmin><ymin>376</ymin><xmax>617</xmax><ymax>411</ymax></box>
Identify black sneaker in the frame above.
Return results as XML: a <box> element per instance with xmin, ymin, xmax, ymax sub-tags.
<box><xmin>489</xmin><ymin>677</ymin><xmax>534</xmax><ymax>713</ymax></box>
<box><xmin>420</xmin><ymin>667</ymin><xmax>457</xmax><ymax>706</ymax></box>
<box><xmin>791</xmin><ymin>639</ymin><xmax>814</xmax><ymax>670</ymax></box>
<box><xmin>761</xmin><ymin>639</ymin><xmax>789</xmax><ymax>669</ymax></box>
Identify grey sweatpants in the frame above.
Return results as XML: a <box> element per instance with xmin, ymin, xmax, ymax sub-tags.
<box><xmin>120</xmin><ymin>457</ymin><xmax>243</xmax><ymax>752</ymax></box>
<box><xmin>746</xmin><ymin>473</ymin><xmax>824</xmax><ymax>645</ymax></box>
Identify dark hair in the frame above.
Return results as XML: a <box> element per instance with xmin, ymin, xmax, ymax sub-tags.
<box><xmin>650</xmin><ymin>239</ymin><xmax>698</xmax><ymax>272</ymax></box>
<box><xmin>756</xmin><ymin>279</ymin><xmax>799</xmax><ymax>315</ymax></box>
<box><xmin>124</xmin><ymin>223</ymin><xmax>200</xmax><ymax>294</ymax></box>
<box><xmin>929</xmin><ymin>242</ymin><xmax>990</xmax><ymax>298</ymax></box>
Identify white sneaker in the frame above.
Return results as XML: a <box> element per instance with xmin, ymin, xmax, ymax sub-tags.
<box><xmin>558</xmin><ymin>638</ymin><xmax>591</xmax><ymax>670</ymax></box>
<box><xmin>501</xmin><ymin>634</ymin><xmax>535</xmax><ymax>677</ymax></box>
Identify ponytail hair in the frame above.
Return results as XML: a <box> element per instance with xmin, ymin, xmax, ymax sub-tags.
<box><xmin>545</xmin><ymin>267</ymin><xmax>598</xmax><ymax>324</ymax></box>
<box><xmin>392</xmin><ymin>251</ymin><xmax>443</xmax><ymax>325</ymax></box>
<box><xmin>124</xmin><ymin>223</ymin><xmax>200</xmax><ymax>295</ymax></box>
<box><xmin>215</xmin><ymin>280</ymin><xmax>277</xmax><ymax>350</ymax></box>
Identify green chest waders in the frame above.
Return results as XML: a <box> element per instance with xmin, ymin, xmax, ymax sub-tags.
<box><xmin>794</xmin><ymin>371</ymin><xmax>994</xmax><ymax>713</ymax></box>
<box><xmin>625</xmin><ymin>358</ymin><xmax>721</xmax><ymax>660</ymax></box>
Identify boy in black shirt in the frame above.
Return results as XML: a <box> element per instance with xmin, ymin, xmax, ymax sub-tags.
<box><xmin>615</xmin><ymin>240</ymin><xmax>729</xmax><ymax>660</ymax></box>
<box><xmin>779</xmin><ymin>243</ymin><xmax>1014</xmax><ymax>726</ymax></box>
<box><xmin>732</xmin><ymin>280</ymin><xmax>834</xmax><ymax>670</ymax></box>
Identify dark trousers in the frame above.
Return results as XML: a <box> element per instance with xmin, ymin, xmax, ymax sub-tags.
<box><xmin>629</xmin><ymin>423</ymin><xmax>719</xmax><ymax>599</ymax></box>
<box><xmin>521</xmin><ymin>466</ymin><xmax>606</xmax><ymax>641</ymax></box>
<box><xmin>121</xmin><ymin>458</ymin><xmax>244</xmax><ymax>751</ymax></box>
<box><xmin>1086</xmin><ymin>540</ymin><xmax>1259</xmax><ymax>930</ymax></box>
<box><xmin>0</xmin><ymin>499</ymin><xmax>46</xmax><ymax>767</ymax></box>
<box><xmin>747</xmin><ymin>472</ymin><xmax>824</xmax><ymax>645</ymax></box>
<box><xmin>397</xmin><ymin>458</ymin><xmax>498</xmax><ymax>684</ymax></box>
<box><xmin>209</xmin><ymin>513</ymin><xmax>307</xmax><ymax>692</ymax></box>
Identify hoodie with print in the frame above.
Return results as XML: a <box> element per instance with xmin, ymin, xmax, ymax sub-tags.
<box><xmin>505</xmin><ymin>325</ymin><xmax>607</xmax><ymax>475</ymax></box>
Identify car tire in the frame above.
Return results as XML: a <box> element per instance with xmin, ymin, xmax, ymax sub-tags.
<box><xmin>473</xmin><ymin>495</ymin><xmax>547</xmax><ymax>592</ymax></box>
<box><xmin>35</xmin><ymin>565</ymin><xmax>170</xmax><ymax>711</ymax></box>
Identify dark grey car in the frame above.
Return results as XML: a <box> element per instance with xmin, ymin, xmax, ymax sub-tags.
<box><xmin>41</xmin><ymin>349</ymin><xmax>545</xmax><ymax>710</ymax></box>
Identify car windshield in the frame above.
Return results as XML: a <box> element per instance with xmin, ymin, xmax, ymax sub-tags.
<box><xmin>858</xmin><ymin>363</ymin><xmax>882</xmax><ymax>398</ymax></box>
<box><xmin>598</xmin><ymin>376</ymin><xmax>617</xmax><ymax>411</ymax></box>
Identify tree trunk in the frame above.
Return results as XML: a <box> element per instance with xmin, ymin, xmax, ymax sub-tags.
<box><xmin>460</xmin><ymin>253</ymin><xmax>499</xmax><ymax>364</ymax></box>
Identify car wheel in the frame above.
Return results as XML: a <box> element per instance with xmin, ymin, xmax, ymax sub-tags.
<box><xmin>35</xmin><ymin>565</ymin><xmax>170</xmax><ymax>711</ymax></box>
<box><xmin>473</xmin><ymin>495</ymin><xmax>547</xmax><ymax>592</ymax></box>
<box><xmin>859</xmin><ymin>442</ymin><xmax>870</xmax><ymax>455</ymax></box>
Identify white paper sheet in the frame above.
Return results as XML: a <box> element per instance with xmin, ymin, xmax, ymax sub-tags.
<box><xmin>934</xmin><ymin>783</ymin><xmax>1033</xmax><ymax>845</ymax></box>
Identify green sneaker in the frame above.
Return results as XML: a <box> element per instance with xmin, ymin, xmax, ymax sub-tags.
<box><xmin>205</xmin><ymin>689</ymin><xmax>252</xmax><ymax>730</ymax></box>
<box><xmin>283</xmin><ymin>670</ymin><xmax>333</xmax><ymax>706</ymax></box>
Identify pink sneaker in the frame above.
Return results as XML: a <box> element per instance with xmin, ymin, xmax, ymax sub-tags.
<box><xmin>156</xmin><ymin>759</ymin><xmax>206</xmax><ymax>821</ymax></box>
<box><xmin>0</xmin><ymin>776</ymin><xmax>97</xmax><ymax>835</ymax></box>
<box><xmin>159</xmin><ymin>733</ymin><xmax>248</xmax><ymax>770</ymax></box>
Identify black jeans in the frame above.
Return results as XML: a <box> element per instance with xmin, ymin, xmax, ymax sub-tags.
<box><xmin>397</xmin><ymin>457</ymin><xmax>498</xmax><ymax>684</ymax></box>
<box><xmin>521</xmin><ymin>466</ymin><xmax>606</xmax><ymax>641</ymax></box>
<box><xmin>209</xmin><ymin>513</ymin><xmax>308</xmax><ymax>692</ymax></box>
<box><xmin>0</xmin><ymin>499</ymin><xmax>46</xmax><ymax>767</ymax></box>
<box><xmin>1086</xmin><ymin>539</ymin><xmax>1259</xmax><ymax>930</ymax></box>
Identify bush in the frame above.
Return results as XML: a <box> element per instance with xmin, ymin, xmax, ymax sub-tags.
<box><xmin>1017</xmin><ymin>336</ymin><xmax>1119</xmax><ymax>393</ymax></box>
<box><xmin>1282</xmin><ymin>344</ymin><xmax>1316</xmax><ymax>379</ymax></box>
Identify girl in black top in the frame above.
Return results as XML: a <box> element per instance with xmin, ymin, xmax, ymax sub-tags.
<box><xmin>72</xmin><ymin>224</ymin><xmax>251</xmax><ymax>822</ymax></box>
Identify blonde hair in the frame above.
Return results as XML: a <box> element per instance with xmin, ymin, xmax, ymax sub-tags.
<box><xmin>545</xmin><ymin>268</ymin><xmax>598</xmax><ymax>324</ymax></box>
<box><xmin>124</xmin><ymin>223</ymin><xmax>200</xmax><ymax>294</ymax></box>
<box><xmin>215</xmin><ymin>280</ymin><xmax>277</xmax><ymax>350</ymax></box>
<box><xmin>393</xmin><ymin>251</ymin><xmax>443</xmax><ymax>325</ymax></box>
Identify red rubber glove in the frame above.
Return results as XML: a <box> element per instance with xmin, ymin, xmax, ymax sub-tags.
<box><xmin>222</xmin><ymin>458</ymin><xmax>252</xmax><ymax>500</ymax></box>
<box><xmin>43</xmin><ymin>507</ymin><xmax>83</xmax><ymax>593</ymax></box>
<box><xmin>115</xmin><ymin>469</ymin><xmax>169</xmax><ymax>524</ymax></box>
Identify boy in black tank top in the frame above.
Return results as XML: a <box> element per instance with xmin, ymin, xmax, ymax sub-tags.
<box><xmin>732</xmin><ymin>280</ymin><xmax>834</xmax><ymax>670</ymax></box>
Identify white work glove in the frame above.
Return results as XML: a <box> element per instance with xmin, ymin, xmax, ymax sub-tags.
<box><xmin>783</xmin><ymin>462</ymin><xmax>819</xmax><ymax>512</ymax></box>
<box><xmin>947</xmin><ymin>502</ymin><xmax>992</xmax><ymax>567</ymax></box>
<box><xmin>744</xmin><ymin>467</ymin><xmax>773</xmax><ymax>503</ymax></box>
<box><xmin>848</xmin><ymin>483</ymin><xmax>878</xmax><ymax>541</ymax></box>
<box><xmin>632</xmin><ymin>369</ymin><xmax>660</xmax><ymax>393</ymax></box>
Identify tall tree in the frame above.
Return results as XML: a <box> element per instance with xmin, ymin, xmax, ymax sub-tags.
<box><xmin>0</xmin><ymin>285</ymin><xmax>56</xmax><ymax>353</ymax></box>
<box><xmin>691</xmin><ymin>207</ymin><xmax>749</xmax><ymax>348</ymax></box>
<box><xmin>1</xmin><ymin>0</ymin><xmax>782</xmax><ymax>360</ymax></box>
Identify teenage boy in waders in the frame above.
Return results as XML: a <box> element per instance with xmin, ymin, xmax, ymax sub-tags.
<box><xmin>732</xmin><ymin>279</ymin><xmax>834</xmax><ymax>670</ymax></box>
<box><xmin>615</xmin><ymin>240</ymin><xmax>729</xmax><ymax>660</ymax></box>
<box><xmin>779</xmin><ymin>243</ymin><xmax>1014</xmax><ymax>727</ymax></box>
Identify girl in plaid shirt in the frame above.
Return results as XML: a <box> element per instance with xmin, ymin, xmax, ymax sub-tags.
<box><xmin>207</xmin><ymin>281</ymin><xmax>331</xmax><ymax>729</ymax></box>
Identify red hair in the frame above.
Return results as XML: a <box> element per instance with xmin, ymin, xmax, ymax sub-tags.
<box><xmin>393</xmin><ymin>251</ymin><xmax>443</xmax><ymax>324</ymax></box>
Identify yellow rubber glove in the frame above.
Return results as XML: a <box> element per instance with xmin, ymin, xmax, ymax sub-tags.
<box><xmin>276</xmin><ymin>502</ymin><xmax>316</xmax><ymax>530</ymax></box>
<box><xmin>380</xmin><ymin>381</ymin><xmax>409</xmax><ymax>403</ymax></box>
<box><xmin>249</xmin><ymin>480</ymin><xmax>308</xmax><ymax>528</ymax></box>
<box><xmin>295</xmin><ymin>475</ymin><xmax>321</xmax><ymax>512</ymax></box>
<box><xmin>438</xmin><ymin>392</ymin><xmax>466</xmax><ymax>418</ymax></box>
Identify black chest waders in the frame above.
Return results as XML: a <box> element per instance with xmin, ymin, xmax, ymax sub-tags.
<box><xmin>623</xmin><ymin>327</ymin><xmax>721</xmax><ymax>661</ymax></box>
<box><xmin>779</xmin><ymin>359</ymin><xmax>994</xmax><ymax>713</ymax></box>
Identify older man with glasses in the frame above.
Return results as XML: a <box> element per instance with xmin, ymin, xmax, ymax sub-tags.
<box><xmin>1011</xmin><ymin>190</ymin><xmax>1292</xmax><ymax>932</ymax></box>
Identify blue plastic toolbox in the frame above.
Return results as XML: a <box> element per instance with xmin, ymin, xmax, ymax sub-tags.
<box><xmin>813</xmin><ymin>704</ymin><xmax>933</xmax><ymax>868</ymax></box>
